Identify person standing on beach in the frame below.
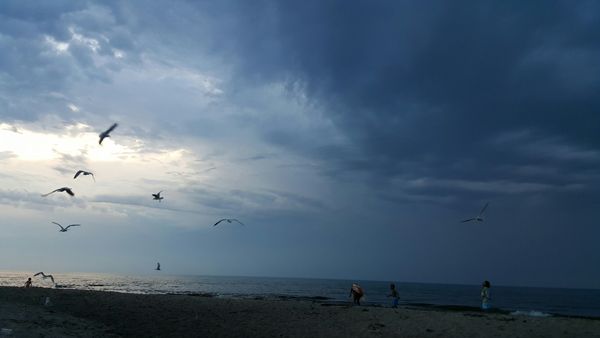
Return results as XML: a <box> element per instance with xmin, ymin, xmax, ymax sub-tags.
<box><xmin>388</xmin><ymin>283</ymin><xmax>399</xmax><ymax>308</ymax></box>
<box><xmin>24</xmin><ymin>278</ymin><xmax>32</xmax><ymax>288</ymax></box>
<box><xmin>481</xmin><ymin>280</ymin><xmax>491</xmax><ymax>310</ymax></box>
<box><xmin>350</xmin><ymin>283</ymin><xmax>364</xmax><ymax>305</ymax></box>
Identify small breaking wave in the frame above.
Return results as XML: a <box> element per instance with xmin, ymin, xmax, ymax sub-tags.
<box><xmin>510</xmin><ymin>310</ymin><xmax>552</xmax><ymax>317</ymax></box>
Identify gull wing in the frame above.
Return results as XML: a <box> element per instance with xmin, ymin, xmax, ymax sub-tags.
<box><xmin>99</xmin><ymin>123</ymin><xmax>117</xmax><ymax>144</ymax></box>
<box><xmin>65</xmin><ymin>224</ymin><xmax>81</xmax><ymax>230</ymax></box>
<box><xmin>74</xmin><ymin>170</ymin><xmax>84</xmax><ymax>179</ymax></box>
<box><xmin>232</xmin><ymin>219</ymin><xmax>245</xmax><ymax>226</ymax></box>
<box><xmin>47</xmin><ymin>275</ymin><xmax>55</xmax><ymax>283</ymax></box>
<box><xmin>461</xmin><ymin>218</ymin><xmax>476</xmax><ymax>223</ymax></box>
<box><xmin>34</xmin><ymin>272</ymin><xmax>44</xmax><ymax>277</ymax></box>
<box><xmin>213</xmin><ymin>219</ymin><xmax>226</xmax><ymax>226</ymax></box>
<box><xmin>41</xmin><ymin>189</ymin><xmax>59</xmax><ymax>197</ymax></box>
<box><xmin>65</xmin><ymin>188</ymin><xmax>75</xmax><ymax>196</ymax></box>
<box><xmin>479</xmin><ymin>202</ymin><xmax>489</xmax><ymax>216</ymax></box>
<box><xmin>90</xmin><ymin>173</ymin><xmax>96</xmax><ymax>182</ymax></box>
<box><xmin>105</xmin><ymin>123</ymin><xmax>118</xmax><ymax>134</ymax></box>
<box><xmin>52</xmin><ymin>222</ymin><xmax>66</xmax><ymax>230</ymax></box>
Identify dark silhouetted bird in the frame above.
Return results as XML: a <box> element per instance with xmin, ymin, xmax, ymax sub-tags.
<box><xmin>462</xmin><ymin>202</ymin><xmax>489</xmax><ymax>223</ymax></box>
<box><xmin>34</xmin><ymin>272</ymin><xmax>55</xmax><ymax>284</ymax></box>
<box><xmin>213</xmin><ymin>218</ymin><xmax>245</xmax><ymax>227</ymax></box>
<box><xmin>152</xmin><ymin>191</ymin><xmax>164</xmax><ymax>202</ymax></box>
<box><xmin>74</xmin><ymin>170</ymin><xmax>95</xmax><ymax>182</ymax></box>
<box><xmin>41</xmin><ymin>187</ymin><xmax>74</xmax><ymax>197</ymax></box>
<box><xmin>99</xmin><ymin>123</ymin><xmax>118</xmax><ymax>145</ymax></box>
<box><xmin>52</xmin><ymin>222</ymin><xmax>81</xmax><ymax>232</ymax></box>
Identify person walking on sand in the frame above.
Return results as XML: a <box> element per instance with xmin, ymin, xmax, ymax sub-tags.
<box><xmin>24</xmin><ymin>277</ymin><xmax>32</xmax><ymax>288</ymax></box>
<box><xmin>481</xmin><ymin>280</ymin><xmax>491</xmax><ymax>310</ymax></box>
<box><xmin>388</xmin><ymin>283</ymin><xmax>399</xmax><ymax>308</ymax></box>
<box><xmin>350</xmin><ymin>283</ymin><xmax>364</xmax><ymax>305</ymax></box>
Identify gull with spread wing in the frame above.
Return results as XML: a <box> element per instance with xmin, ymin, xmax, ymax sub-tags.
<box><xmin>34</xmin><ymin>272</ymin><xmax>55</xmax><ymax>284</ymax></box>
<box><xmin>214</xmin><ymin>218</ymin><xmax>245</xmax><ymax>227</ymax></box>
<box><xmin>462</xmin><ymin>202</ymin><xmax>489</xmax><ymax>223</ymax></box>
<box><xmin>99</xmin><ymin>123</ymin><xmax>118</xmax><ymax>145</ymax></box>
<box><xmin>52</xmin><ymin>221</ymin><xmax>81</xmax><ymax>232</ymax></box>
<box><xmin>152</xmin><ymin>191</ymin><xmax>164</xmax><ymax>202</ymax></box>
<box><xmin>74</xmin><ymin>170</ymin><xmax>95</xmax><ymax>182</ymax></box>
<box><xmin>41</xmin><ymin>187</ymin><xmax>74</xmax><ymax>197</ymax></box>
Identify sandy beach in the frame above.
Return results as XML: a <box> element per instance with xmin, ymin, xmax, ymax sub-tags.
<box><xmin>0</xmin><ymin>287</ymin><xmax>598</xmax><ymax>337</ymax></box>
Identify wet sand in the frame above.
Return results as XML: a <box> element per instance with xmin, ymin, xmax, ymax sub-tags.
<box><xmin>0</xmin><ymin>287</ymin><xmax>598</xmax><ymax>337</ymax></box>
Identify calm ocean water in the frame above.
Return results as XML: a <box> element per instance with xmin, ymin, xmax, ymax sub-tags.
<box><xmin>1</xmin><ymin>271</ymin><xmax>598</xmax><ymax>318</ymax></box>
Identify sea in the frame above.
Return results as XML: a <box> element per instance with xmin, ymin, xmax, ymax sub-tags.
<box><xmin>1</xmin><ymin>271</ymin><xmax>598</xmax><ymax>318</ymax></box>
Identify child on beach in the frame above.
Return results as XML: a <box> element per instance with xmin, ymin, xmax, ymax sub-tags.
<box><xmin>24</xmin><ymin>278</ymin><xmax>32</xmax><ymax>288</ymax></box>
<box><xmin>350</xmin><ymin>283</ymin><xmax>364</xmax><ymax>305</ymax></box>
<box><xmin>481</xmin><ymin>280</ymin><xmax>491</xmax><ymax>310</ymax></box>
<box><xmin>388</xmin><ymin>283</ymin><xmax>399</xmax><ymax>308</ymax></box>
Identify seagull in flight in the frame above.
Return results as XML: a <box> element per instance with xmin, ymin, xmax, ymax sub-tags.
<box><xmin>213</xmin><ymin>218</ymin><xmax>245</xmax><ymax>227</ymax></box>
<box><xmin>152</xmin><ymin>191</ymin><xmax>164</xmax><ymax>202</ymax></box>
<box><xmin>74</xmin><ymin>170</ymin><xmax>95</xmax><ymax>182</ymax></box>
<box><xmin>99</xmin><ymin>123</ymin><xmax>118</xmax><ymax>145</ymax></box>
<box><xmin>34</xmin><ymin>272</ymin><xmax>55</xmax><ymax>284</ymax></box>
<box><xmin>52</xmin><ymin>221</ymin><xmax>81</xmax><ymax>232</ymax></box>
<box><xmin>155</xmin><ymin>262</ymin><xmax>161</xmax><ymax>271</ymax></box>
<box><xmin>41</xmin><ymin>187</ymin><xmax>74</xmax><ymax>197</ymax></box>
<box><xmin>461</xmin><ymin>202</ymin><xmax>489</xmax><ymax>223</ymax></box>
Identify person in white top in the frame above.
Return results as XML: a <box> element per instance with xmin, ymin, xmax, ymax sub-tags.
<box><xmin>481</xmin><ymin>280</ymin><xmax>491</xmax><ymax>310</ymax></box>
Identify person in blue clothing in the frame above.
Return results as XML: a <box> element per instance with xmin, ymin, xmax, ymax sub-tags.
<box><xmin>481</xmin><ymin>280</ymin><xmax>491</xmax><ymax>310</ymax></box>
<box><xmin>388</xmin><ymin>283</ymin><xmax>399</xmax><ymax>308</ymax></box>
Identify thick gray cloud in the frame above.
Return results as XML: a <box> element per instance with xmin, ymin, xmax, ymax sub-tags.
<box><xmin>1</xmin><ymin>1</ymin><xmax>599</xmax><ymax>288</ymax></box>
<box><xmin>0</xmin><ymin>0</ymin><xmax>140</xmax><ymax>120</ymax></box>
<box><xmin>217</xmin><ymin>1</ymin><xmax>600</xmax><ymax>179</ymax></box>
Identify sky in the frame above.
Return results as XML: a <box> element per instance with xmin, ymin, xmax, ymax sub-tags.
<box><xmin>1</xmin><ymin>0</ymin><xmax>599</xmax><ymax>289</ymax></box>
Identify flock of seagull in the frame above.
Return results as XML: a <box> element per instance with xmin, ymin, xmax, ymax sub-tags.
<box><xmin>28</xmin><ymin>123</ymin><xmax>487</xmax><ymax>287</ymax></box>
<box><xmin>30</xmin><ymin>123</ymin><xmax>244</xmax><ymax>286</ymax></box>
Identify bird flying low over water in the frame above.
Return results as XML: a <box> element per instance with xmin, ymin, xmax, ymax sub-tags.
<box><xmin>462</xmin><ymin>202</ymin><xmax>489</xmax><ymax>223</ymax></box>
<box><xmin>156</xmin><ymin>262</ymin><xmax>161</xmax><ymax>271</ymax></box>
<box><xmin>213</xmin><ymin>218</ymin><xmax>245</xmax><ymax>227</ymax></box>
<box><xmin>41</xmin><ymin>187</ymin><xmax>74</xmax><ymax>197</ymax></box>
<box><xmin>99</xmin><ymin>123</ymin><xmax>118</xmax><ymax>145</ymax></box>
<box><xmin>34</xmin><ymin>272</ymin><xmax>55</xmax><ymax>284</ymax></box>
<box><xmin>152</xmin><ymin>191</ymin><xmax>164</xmax><ymax>202</ymax></box>
<box><xmin>74</xmin><ymin>170</ymin><xmax>95</xmax><ymax>181</ymax></box>
<box><xmin>52</xmin><ymin>221</ymin><xmax>81</xmax><ymax>232</ymax></box>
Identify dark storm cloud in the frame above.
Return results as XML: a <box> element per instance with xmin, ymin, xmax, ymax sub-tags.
<box><xmin>180</xmin><ymin>186</ymin><xmax>326</xmax><ymax>214</ymax></box>
<box><xmin>206</xmin><ymin>0</ymin><xmax>600</xmax><ymax>196</ymax></box>
<box><xmin>3</xmin><ymin>1</ymin><xmax>599</xmax><ymax>185</ymax></box>
<box><xmin>261</xmin><ymin>189</ymin><xmax>327</xmax><ymax>210</ymax></box>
